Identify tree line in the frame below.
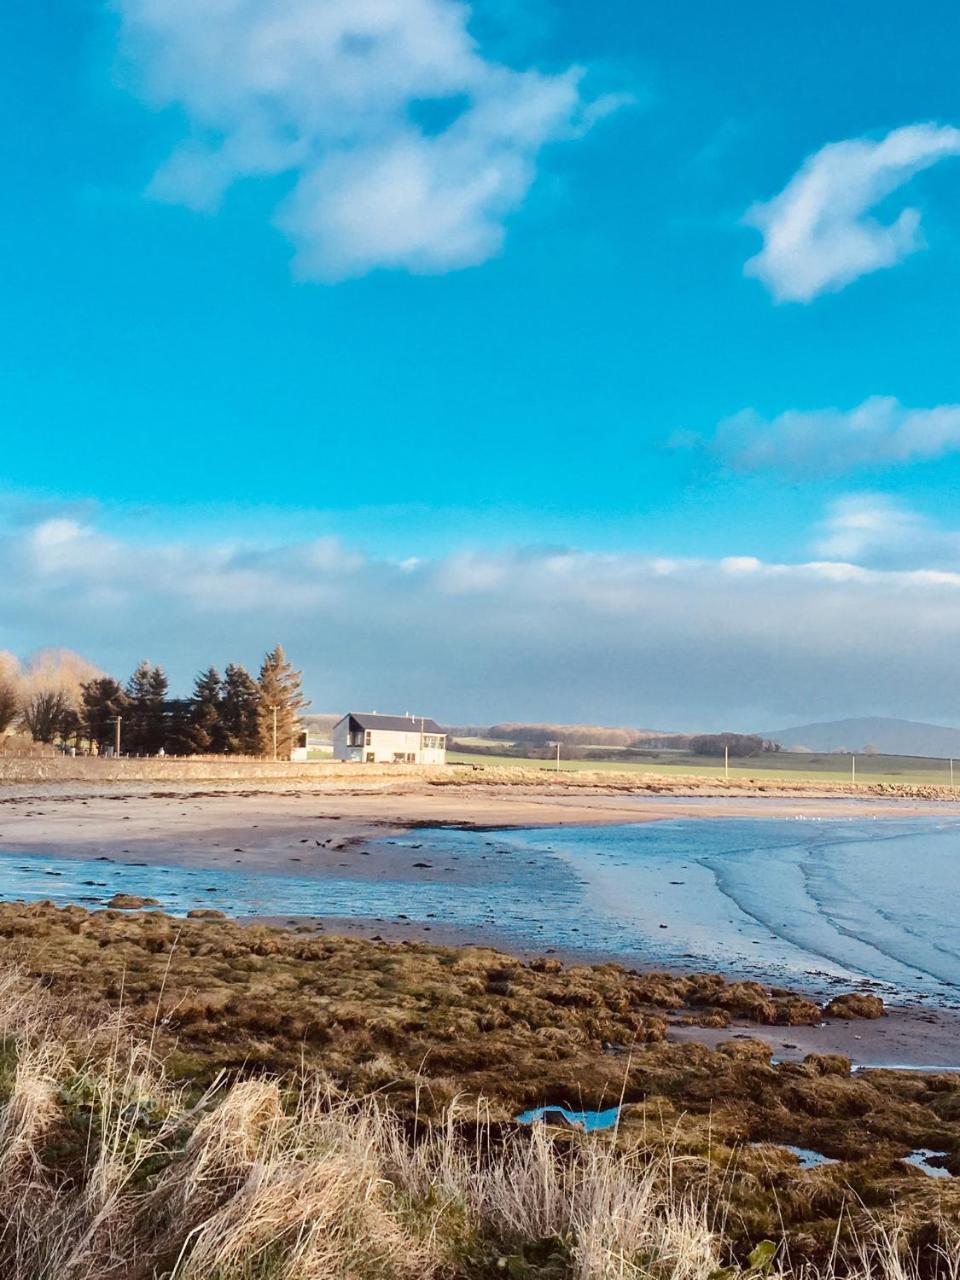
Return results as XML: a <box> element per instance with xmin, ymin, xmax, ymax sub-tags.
<box><xmin>0</xmin><ymin>645</ymin><xmax>309</xmax><ymax>760</ymax></box>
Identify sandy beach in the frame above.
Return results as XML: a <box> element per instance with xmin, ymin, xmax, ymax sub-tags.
<box><xmin>2</xmin><ymin>777</ymin><xmax>960</xmax><ymax>1069</ymax></box>
<box><xmin>3</xmin><ymin>778</ymin><xmax>960</xmax><ymax>873</ymax></box>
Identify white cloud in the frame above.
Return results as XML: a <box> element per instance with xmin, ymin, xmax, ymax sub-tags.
<box><xmin>115</xmin><ymin>0</ymin><xmax>607</xmax><ymax>279</ymax></box>
<box><xmin>744</xmin><ymin>124</ymin><xmax>960</xmax><ymax>302</ymax></box>
<box><xmin>705</xmin><ymin>396</ymin><xmax>960</xmax><ymax>476</ymax></box>
<box><xmin>5</xmin><ymin>501</ymin><xmax>960</xmax><ymax>728</ymax></box>
<box><xmin>815</xmin><ymin>494</ymin><xmax>960</xmax><ymax>569</ymax></box>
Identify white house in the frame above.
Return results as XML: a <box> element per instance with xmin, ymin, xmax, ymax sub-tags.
<box><xmin>332</xmin><ymin>713</ymin><xmax>447</xmax><ymax>764</ymax></box>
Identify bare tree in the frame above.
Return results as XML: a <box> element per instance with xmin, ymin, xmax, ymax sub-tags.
<box><xmin>0</xmin><ymin>676</ymin><xmax>17</xmax><ymax>734</ymax></box>
<box><xmin>0</xmin><ymin>651</ymin><xmax>21</xmax><ymax>735</ymax></box>
<box><xmin>20</xmin><ymin>690</ymin><xmax>71</xmax><ymax>744</ymax></box>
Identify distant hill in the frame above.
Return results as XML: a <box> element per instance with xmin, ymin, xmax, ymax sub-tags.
<box><xmin>764</xmin><ymin>717</ymin><xmax>960</xmax><ymax>757</ymax></box>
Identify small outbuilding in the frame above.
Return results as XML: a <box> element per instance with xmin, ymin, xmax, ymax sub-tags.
<box><xmin>332</xmin><ymin>713</ymin><xmax>447</xmax><ymax>765</ymax></box>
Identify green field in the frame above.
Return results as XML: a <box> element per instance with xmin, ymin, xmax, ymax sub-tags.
<box><xmin>447</xmin><ymin>747</ymin><xmax>960</xmax><ymax>786</ymax></box>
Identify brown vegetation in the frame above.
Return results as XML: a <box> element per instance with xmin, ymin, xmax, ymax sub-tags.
<box><xmin>824</xmin><ymin>993</ymin><xmax>887</xmax><ymax>1020</ymax></box>
<box><xmin>0</xmin><ymin>901</ymin><xmax>953</xmax><ymax>1276</ymax></box>
<box><xmin>4</xmin><ymin>754</ymin><xmax>960</xmax><ymax>804</ymax></box>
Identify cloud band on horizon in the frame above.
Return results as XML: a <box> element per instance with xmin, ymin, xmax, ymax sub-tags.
<box><xmin>4</xmin><ymin>499</ymin><xmax>960</xmax><ymax>730</ymax></box>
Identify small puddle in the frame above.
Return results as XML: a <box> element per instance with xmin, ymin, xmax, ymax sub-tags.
<box><xmin>902</xmin><ymin>1149</ymin><xmax>952</xmax><ymax>1179</ymax></box>
<box><xmin>783</xmin><ymin>1145</ymin><xmax>838</xmax><ymax>1169</ymax></box>
<box><xmin>751</xmin><ymin>1144</ymin><xmax>837</xmax><ymax>1168</ymax></box>
<box><xmin>516</xmin><ymin>1105</ymin><xmax>622</xmax><ymax>1132</ymax></box>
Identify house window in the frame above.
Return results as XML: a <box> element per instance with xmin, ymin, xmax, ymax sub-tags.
<box><xmin>364</xmin><ymin>730</ymin><xmax>372</xmax><ymax>746</ymax></box>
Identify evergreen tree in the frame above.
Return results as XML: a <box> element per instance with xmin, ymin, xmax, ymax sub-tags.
<box><xmin>81</xmin><ymin>677</ymin><xmax>129</xmax><ymax>754</ymax></box>
<box><xmin>146</xmin><ymin>665</ymin><xmax>170</xmax><ymax>753</ymax></box>
<box><xmin>256</xmin><ymin>645</ymin><xmax>309</xmax><ymax>759</ymax></box>
<box><xmin>125</xmin><ymin>662</ymin><xmax>170</xmax><ymax>754</ymax></box>
<box><xmin>162</xmin><ymin>699</ymin><xmax>195</xmax><ymax>756</ymax></box>
<box><xmin>221</xmin><ymin>663</ymin><xmax>261</xmax><ymax>755</ymax></box>
<box><xmin>188</xmin><ymin>668</ymin><xmax>224</xmax><ymax>754</ymax></box>
<box><xmin>125</xmin><ymin>662</ymin><xmax>152</xmax><ymax>754</ymax></box>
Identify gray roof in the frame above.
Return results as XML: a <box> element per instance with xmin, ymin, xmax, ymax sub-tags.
<box><xmin>337</xmin><ymin>712</ymin><xmax>446</xmax><ymax>735</ymax></box>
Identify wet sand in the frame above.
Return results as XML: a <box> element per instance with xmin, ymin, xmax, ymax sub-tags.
<box><xmin>666</xmin><ymin>1008</ymin><xmax>960</xmax><ymax>1071</ymax></box>
<box><xmin>3</xmin><ymin>780</ymin><xmax>960</xmax><ymax>874</ymax></box>
<box><xmin>3</xmin><ymin>779</ymin><xmax>960</xmax><ymax>1070</ymax></box>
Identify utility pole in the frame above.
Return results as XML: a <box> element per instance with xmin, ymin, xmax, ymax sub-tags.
<box><xmin>851</xmin><ymin>754</ymin><xmax>856</xmax><ymax>784</ymax></box>
<box><xmin>272</xmin><ymin>706</ymin><xmax>278</xmax><ymax>761</ymax></box>
<box><xmin>556</xmin><ymin>741</ymin><xmax>561</xmax><ymax>772</ymax></box>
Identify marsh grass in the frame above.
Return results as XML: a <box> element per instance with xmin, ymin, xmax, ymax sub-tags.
<box><xmin>0</xmin><ymin>966</ymin><xmax>953</xmax><ymax>1279</ymax></box>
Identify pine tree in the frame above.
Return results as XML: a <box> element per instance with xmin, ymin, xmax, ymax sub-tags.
<box><xmin>221</xmin><ymin>663</ymin><xmax>261</xmax><ymax>755</ymax></box>
<box><xmin>256</xmin><ymin>645</ymin><xmax>309</xmax><ymax>759</ymax></box>
<box><xmin>188</xmin><ymin>668</ymin><xmax>224</xmax><ymax>754</ymax></box>
<box><xmin>146</xmin><ymin>666</ymin><xmax>170</xmax><ymax>753</ymax></box>
<box><xmin>125</xmin><ymin>662</ymin><xmax>170</xmax><ymax>754</ymax></box>
<box><xmin>162</xmin><ymin>699</ymin><xmax>195</xmax><ymax>756</ymax></box>
<box><xmin>81</xmin><ymin>677</ymin><xmax>129</xmax><ymax>754</ymax></box>
<box><xmin>125</xmin><ymin>662</ymin><xmax>153</xmax><ymax>754</ymax></box>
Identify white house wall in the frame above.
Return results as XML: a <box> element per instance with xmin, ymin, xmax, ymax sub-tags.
<box><xmin>333</xmin><ymin>723</ymin><xmax>446</xmax><ymax>764</ymax></box>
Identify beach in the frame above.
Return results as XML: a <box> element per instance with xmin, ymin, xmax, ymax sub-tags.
<box><xmin>2</xmin><ymin>775</ymin><xmax>960</xmax><ymax>1068</ymax></box>
<box><xmin>4</xmin><ymin>776</ymin><xmax>960</xmax><ymax>871</ymax></box>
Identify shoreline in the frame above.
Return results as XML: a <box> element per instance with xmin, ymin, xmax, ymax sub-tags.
<box><xmin>4</xmin><ymin>781</ymin><xmax>960</xmax><ymax>876</ymax></box>
<box><xmin>2</xmin><ymin>779</ymin><xmax>959</xmax><ymax>1069</ymax></box>
<box><xmin>258</xmin><ymin>910</ymin><xmax>960</xmax><ymax>1071</ymax></box>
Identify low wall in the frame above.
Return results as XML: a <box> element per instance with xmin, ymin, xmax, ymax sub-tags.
<box><xmin>0</xmin><ymin>756</ymin><xmax>456</xmax><ymax>785</ymax></box>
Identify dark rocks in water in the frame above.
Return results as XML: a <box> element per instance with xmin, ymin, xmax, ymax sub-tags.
<box><xmin>412</xmin><ymin>862</ymin><xmax>432</xmax><ymax>869</ymax></box>
<box><xmin>824</xmin><ymin>992</ymin><xmax>885</xmax><ymax>1020</ymax></box>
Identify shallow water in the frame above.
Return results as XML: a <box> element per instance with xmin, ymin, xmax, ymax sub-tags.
<box><xmin>515</xmin><ymin>1105</ymin><xmax>622</xmax><ymax>1131</ymax></box>
<box><xmin>1</xmin><ymin>815</ymin><xmax>959</xmax><ymax>1006</ymax></box>
<box><xmin>447</xmin><ymin>817</ymin><xmax>960</xmax><ymax>1005</ymax></box>
<box><xmin>782</xmin><ymin>1145</ymin><xmax>838</xmax><ymax>1168</ymax></box>
<box><xmin>902</xmin><ymin>1149</ymin><xmax>952</xmax><ymax>1178</ymax></box>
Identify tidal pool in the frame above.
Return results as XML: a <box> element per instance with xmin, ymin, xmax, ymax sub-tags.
<box><xmin>2</xmin><ymin>814</ymin><xmax>960</xmax><ymax>1008</ymax></box>
<box><xmin>515</xmin><ymin>1105</ymin><xmax>622</xmax><ymax>1132</ymax></box>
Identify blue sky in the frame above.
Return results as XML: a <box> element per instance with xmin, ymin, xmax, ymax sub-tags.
<box><xmin>5</xmin><ymin>0</ymin><xmax>960</xmax><ymax>728</ymax></box>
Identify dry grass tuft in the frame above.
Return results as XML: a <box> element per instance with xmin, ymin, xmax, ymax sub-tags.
<box><xmin>0</xmin><ymin>962</ymin><xmax>952</xmax><ymax>1277</ymax></box>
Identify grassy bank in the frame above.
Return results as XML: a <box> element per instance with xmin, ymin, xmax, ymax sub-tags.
<box><xmin>0</xmin><ymin>904</ymin><xmax>956</xmax><ymax>1275</ymax></box>
<box><xmin>3</xmin><ymin>753</ymin><xmax>960</xmax><ymax>800</ymax></box>
<box><xmin>448</xmin><ymin>749</ymin><xmax>960</xmax><ymax>787</ymax></box>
